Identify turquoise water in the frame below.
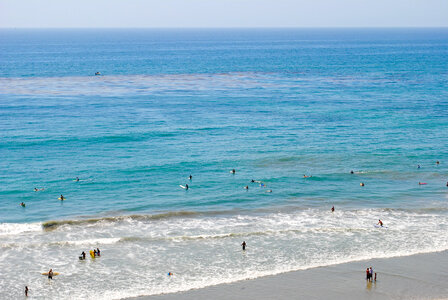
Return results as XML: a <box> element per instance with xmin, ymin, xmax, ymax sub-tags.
<box><xmin>0</xmin><ymin>29</ymin><xmax>448</xmax><ymax>299</ymax></box>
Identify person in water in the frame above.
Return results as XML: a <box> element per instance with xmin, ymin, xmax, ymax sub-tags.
<box><xmin>360</xmin><ymin>182</ymin><xmax>365</xmax><ymax>186</ymax></box>
<box><xmin>60</xmin><ymin>194</ymin><xmax>65</xmax><ymax>200</ymax></box>
<box><xmin>245</xmin><ymin>185</ymin><xmax>249</xmax><ymax>190</ymax></box>
<box><xmin>76</xmin><ymin>177</ymin><xmax>79</xmax><ymax>182</ymax></box>
<box><xmin>93</xmin><ymin>249</ymin><xmax>97</xmax><ymax>256</ymax></box>
<box><xmin>34</xmin><ymin>187</ymin><xmax>38</xmax><ymax>191</ymax></box>
<box><xmin>251</xmin><ymin>179</ymin><xmax>255</xmax><ymax>183</ymax></box>
<box><xmin>231</xmin><ymin>169</ymin><xmax>236</xmax><ymax>174</ymax></box>
<box><xmin>377</xmin><ymin>220</ymin><xmax>383</xmax><ymax>227</ymax></box>
<box><xmin>189</xmin><ymin>175</ymin><xmax>192</xmax><ymax>180</ymax></box>
<box><xmin>25</xmin><ymin>286</ymin><xmax>29</xmax><ymax>297</ymax></box>
<box><xmin>241</xmin><ymin>241</ymin><xmax>246</xmax><ymax>251</ymax></box>
<box><xmin>168</xmin><ymin>272</ymin><xmax>174</xmax><ymax>276</ymax></box>
<box><xmin>350</xmin><ymin>170</ymin><xmax>354</xmax><ymax>174</ymax></box>
<box><xmin>48</xmin><ymin>269</ymin><xmax>53</xmax><ymax>280</ymax></box>
<box><xmin>96</xmin><ymin>248</ymin><xmax>101</xmax><ymax>256</ymax></box>
<box><xmin>331</xmin><ymin>206</ymin><xmax>334</xmax><ymax>212</ymax></box>
<box><xmin>20</xmin><ymin>202</ymin><xmax>26</xmax><ymax>207</ymax></box>
<box><xmin>185</xmin><ymin>184</ymin><xmax>189</xmax><ymax>190</ymax></box>
<box><xmin>81</xmin><ymin>251</ymin><xmax>86</xmax><ymax>260</ymax></box>
<box><xmin>436</xmin><ymin>161</ymin><xmax>440</xmax><ymax>165</ymax></box>
<box><xmin>366</xmin><ymin>268</ymin><xmax>370</xmax><ymax>281</ymax></box>
<box><xmin>418</xmin><ymin>165</ymin><xmax>421</xmax><ymax>169</ymax></box>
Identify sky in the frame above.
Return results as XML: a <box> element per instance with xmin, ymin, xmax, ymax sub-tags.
<box><xmin>1</xmin><ymin>0</ymin><xmax>447</xmax><ymax>28</ymax></box>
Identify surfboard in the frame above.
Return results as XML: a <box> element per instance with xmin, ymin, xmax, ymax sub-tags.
<box><xmin>374</xmin><ymin>224</ymin><xmax>388</xmax><ymax>229</ymax></box>
<box><xmin>41</xmin><ymin>272</ymin><xmax>60</xmax><ymax>276</ymax></box>
<box><xmin>58</xmin><ymin>197</ymin><xmax>66</xmax><ymax>200</ymax></box>
<box><xmin>179</xmin><ymin>185</ymin><xmax>187</xmax><ymax>189</ymax></box>
<box><xmin>419</xmin><ymin>182</ymin><xmax>427</xmax><ymax>185</ymax></box>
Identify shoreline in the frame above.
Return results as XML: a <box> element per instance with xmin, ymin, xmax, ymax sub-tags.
<box><xmin>132</xmin><ymin>250</ymin><xmax>448</xmax><ymax>300</ymax></box>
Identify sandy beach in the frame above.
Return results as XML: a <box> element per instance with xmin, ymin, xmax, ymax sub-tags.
<box><xmin>134</xmin><ymin>251</ymin><xmax>448</xmax><ymax>300</ymax></box>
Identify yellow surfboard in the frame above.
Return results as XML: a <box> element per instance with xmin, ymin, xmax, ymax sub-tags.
<box><xmin>41</xmin><ymin>272</ymin><xmax>60</xmax><ymax>276</ymax></box>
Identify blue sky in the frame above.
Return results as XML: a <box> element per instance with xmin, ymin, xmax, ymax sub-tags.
<box><xmin>1</xmin><ymin>0</ymin><xmax>447</xmax><ymax>28</ymax></box>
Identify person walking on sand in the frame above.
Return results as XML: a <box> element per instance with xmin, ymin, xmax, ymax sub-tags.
<box><xmin>25</xmin><ymin>286</ymin><xmax>29</xmax><ymax>297</ymax></box>
<box><xmin>241</xmin><ymin>241</ymin><xmax>246</xmax><ymax>251</ymax></box>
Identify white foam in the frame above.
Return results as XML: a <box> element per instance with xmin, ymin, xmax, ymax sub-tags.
<box><xmin>0</xmin><ymin>222</ymin><xmax>42</xmax><ymax>236</ymax></box>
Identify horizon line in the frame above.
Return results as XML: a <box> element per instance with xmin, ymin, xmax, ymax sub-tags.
<box><xmin>1</xmin><ymin>26</ymin><xmax>448</xmax><ymax>30</ymax></box>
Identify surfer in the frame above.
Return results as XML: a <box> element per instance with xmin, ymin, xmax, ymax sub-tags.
<box><xmin>231</xmin><ymin>169</ymin><xmax>236</xmax><ymax>174</ymax></box>
<box><xmin>20</xmin><ymin>202</ymin><xmax>26</xmax><ymax>207</ymax></box>
<box><xmin>94</xmin><ymin>249</ymin><xmax>97</xmax><ymax>256</ymax></box>
<box><xmin>377</xmin><ymin>220</ymin><xmax>383</xmax><ymax>227</ymax></box>
<box><xmin>245</xmin><ymin>185</ymin><xmax>249</xmax><ymax>190</ymax></box>
<box><xmin>34</xmin><ymin>187</ymin><xmax>38</xmax><ymax>191</ymax></box>
<box><xmin>48</xmin><ymin>269</ymin><xmax>53</xmax><ymax>280</ymax></box>
<box><xmin>59</xmin><ymin>194</ymin><xmax>65</xmax><ymax>200</ymax></box>
<box><xmin>185</xmin><ymin>184</ymin><xmax>189</xmax><ymax>190</ymax></box>
<box><xmin>331</xmin><ymin>206</ymin><xmax>334</xmax><ymax>212</ymax></box>
<box><xmin>360</xmin><ymin>182</ymin><xmax>365</xmax><ymax>186</ymax></box>
<box><xmin>25</xmin><ymin>286</ymin><xmax>29</xmax><ymax>297</ymax></box>
<box><xmin>350</xmin><ymin>170</ymin><xmax>354</xmax><ymax>174</ymax></box>
<box><xmin>81</xmin><ymin>251</ymin><xmax>86</xmax><ymax>260</ymax></box>
<box><xmin>436</xmin><ymin>161</ymin><xmax>440</xmax><ymax>165</ymax></box>
<box><xmin>189</xmin><ymin>175</ymin><xmax>192</xmax><ymax>180</ymax></box>
<box><xmin>96</xmin><ymin>248</ymin><xmax>101</xmax><ymax>256</ymax></box>
<box><xmin>241</xmin><ymin>241</ymin><xmax>246</xmax><ymax>251</ymax></box>
<box><xmin>95</xmin><ymin>72</ymin><xmax>101</xmax><ymax>76</ymax></box>
<box><xmin>75</xmin><ymin>177</ymin><xmax>79</xmax><ymax>182</ymax></box>
<box><xmin>418</xmin><ymin>165</ymin><xmax>421</xmax><ymax>169</ymax></box>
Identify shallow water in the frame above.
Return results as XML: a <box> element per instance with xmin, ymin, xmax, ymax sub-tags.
<box><xmin>0</xmin><ymin>28</ymin><xmax>447</xmax><ymax>299</ymax></box>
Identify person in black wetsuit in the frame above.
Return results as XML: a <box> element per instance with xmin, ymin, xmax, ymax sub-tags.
<box><xmin>241</xmin><ymin>241</ymin><xmax>246</xmax><ymax>251</ymax></box>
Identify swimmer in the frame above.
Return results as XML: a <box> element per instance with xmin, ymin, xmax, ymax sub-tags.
<box><xmin>241</xmin><ymin>241</ymin><xmax>246</xmax><ymax>251</ymax></box>
<box><xmin>168</xmin><ymin>272</ymin><xmax>174</xmax><ymax>276</ymax></box>
<box><xmin>34</xmin><ymin>187</ymin><xmax>38</xmax><ymax>192</ymax></box>
<box><xmin>436</xmin><ymin>161</ymin><xmax>440</xmax><ymax>165</ymax></box>
<box><xmin>48</xmin><ymin>269</ymin><xmax>53</xmax><ymax>280</ymax></box>
<box><xmin>231</xmin><ymin>169</ymin><xmax>236</xmax><ymax>174</ymax></box>
<box><xmin>75</xmin><ymin>177</ymin><xmax>79</xmax><ymax>182</ymax></box>
<box><xmin>251</xmin><ymin>179</ymin><xmax>255</xmax><ymax>183</ymax></box>
<box><xmin>185</xmin><ymin>184</ymin><xmax>189</xmax><ymax>190</ymax></box>
<box><xmin>377</xmin><ymin>220</ymin><xmax>383</xmax><ymax>227</ymax></box>
<box><xmin>350</xmin><ymin>170</ymin><xmax>354</xmax><ymax>174</ymax></box>
<box><xmin>245</xmin><ymin>185</ymin><xmax>249</xmax><ymax>190</ymax></box>
<box><xmin>360</xmin><ymin>182</ymin><xmax>365</xmax><ymax>187</ymax></box>
<box><xmin>189</xmin><ymin>175</ymin><xmax>192</xmax><ymax>180</ymax></box>
<box><xmin>59</xmin><ymin>194</ymin><xmax>65</xmax><ymax>200</ymax></box>
<box><xmin>418</xmin><ymin>165</ymin><xmax>421</xmax><ymax>169</ymax></box>
<box><xmin>446</xmin><ymin>181</ymin><xmax>448</xmax><ymax>187</ymax></box>
<box><xmin>20</xmin><ymin>202</ymin><xmax>26</xmax><ymax>207</ymax></box>
<box><xmin>331</xmin><ymin>206</ymin><xmax>334</xmax><ymax>212</ymax></box>
<box><xmin>266</xmin><ymin>189</ymin><xmax>272</xmax><ymax>193</ymax></box>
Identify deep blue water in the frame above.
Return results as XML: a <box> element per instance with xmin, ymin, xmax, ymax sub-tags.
<box><xmin>1</xmin><ymin>29</ymin><xmax>448</xmax><ymax>223</ymax></box>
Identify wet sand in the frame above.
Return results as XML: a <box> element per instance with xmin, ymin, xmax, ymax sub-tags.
<box><xmin>133</xmin><ymin>251</ymin><xmax>448</xmax><ymax>300</ymax></box>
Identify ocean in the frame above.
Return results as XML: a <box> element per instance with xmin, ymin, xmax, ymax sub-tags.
<box><xmin>0</xmin><ymin>28</ymin><xmax>447</xmax><ymax>299</ymax></box>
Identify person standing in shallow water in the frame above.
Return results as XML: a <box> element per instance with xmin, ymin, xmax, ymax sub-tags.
<box><xmin>241</xmin><ymin>241</ymin><xmax>246</xmax><ymax>251</ymax></box>
<box><xmin>25</xmin><ymin>286</ymin><xmax>29</xmax><ymax>297</ymax></box>
<box><xmin>331</xmin><ymin>206</ymin><xmax>334</xmax><ymax>212</ymax></box>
